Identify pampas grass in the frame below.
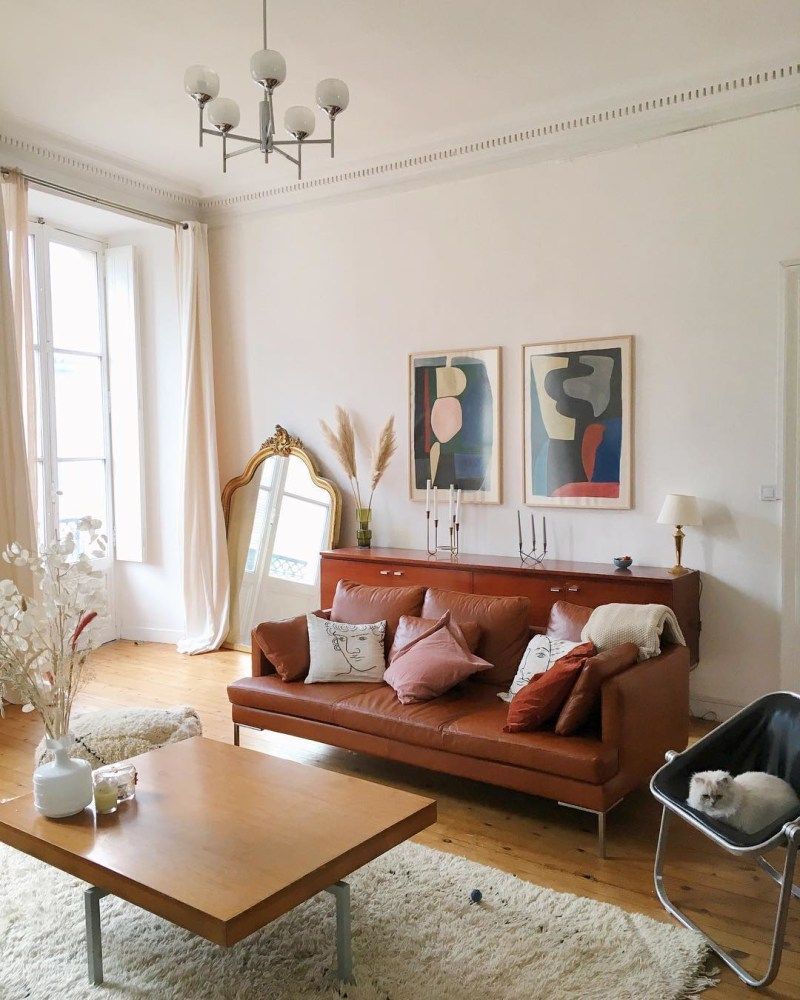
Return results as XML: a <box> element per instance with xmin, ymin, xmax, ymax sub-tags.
<box><xmin>320</xmin><ymin>409</ymin><xmax>397</xmax><ymax>519</ymax></box>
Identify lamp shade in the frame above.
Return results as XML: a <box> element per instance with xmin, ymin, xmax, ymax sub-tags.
<box><xmin>284</xmin><ymin>105</ymin><xmax>315</xmax><ymax>139</ymax></box>
<box><xmin>184</xmin><ymin>65</ymin><xmax>220</xmax><ymax>100</ymax></box>
<box><xmin>207</xmin><ymin>97</ymin><xmax>240</xmax><ymax>132</ymax></box>
<box><xmin>316</xmin><ymin>78</ymin><xmax>349</xmax><ymax>117</ymax></box>
<box><xmin>657</xmin><ymin>494</ymin><xmax>702</xmax><ymax>526</ymax></box>
<box><xmin>250</xmin><ymin>48</ymin><xmax>286</xmax><ymax>88</ymax></box>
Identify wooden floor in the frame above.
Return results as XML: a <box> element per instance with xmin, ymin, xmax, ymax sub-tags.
<box><xmin>1</xmin><ymin>640</ymin><xmax>797</xmax><ymax>998</ymax></box>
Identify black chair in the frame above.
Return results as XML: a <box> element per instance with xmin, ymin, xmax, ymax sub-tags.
<box><xmin>650</xmin><ymin>692</ymin><xmax>800</xmax><ymax>989</ymax></box>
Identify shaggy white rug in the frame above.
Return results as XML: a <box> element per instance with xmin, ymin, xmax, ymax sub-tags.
<box><xmin>0</xmin><ymin>840</ymin><xmax>715</xmax><ymax>1000</ymax></box>
<box><xmin>33</xmin><ymin>705</ymin><xmax>202</xmax><ymax>769</ymax></box>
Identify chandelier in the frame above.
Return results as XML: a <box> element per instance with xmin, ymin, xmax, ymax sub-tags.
<box><xmin>183</xmin><ymin>1</ymin><xmax>349</xmax><ymax>179</ymax></box>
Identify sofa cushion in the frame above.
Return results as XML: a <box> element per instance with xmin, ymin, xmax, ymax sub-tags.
<box><xmin>555</xmin><ymin>642</ymin><xmax>639</xmax><ymax>736</ymax></box>
<box><xmin>333</xmin><ymin>681</ymin><xmax>501</xmax><ymax>750</ymax></box>
<box><xmin>388</xmin><ymin>614</ymin><xmax>481</xmax><ymax>660</ymax></box>
<box><xmin>443</xmin><ymin>705</ymin><xmax>619</xmax><ymax>783</ymax></box>
<box><xmin>546</xmin><ymin>601</ymin><xmax>593</xmax><ymax>642</ymax></box>
<box><xmin>384</xmin><ymin>613</ymin><xmax>493</xmax><ymax>704</ymax></box>
<box><xmin>227</xmin><ymin>675</ymin><xmax>383</xmax><ymax>725</ymax></box>
<box><xmin>252</xmin><ymin>611</ymin><xmax>330</xmax><ymax>682</ymax></box>
<box><xmin>505</xmin><ymin>645</ymin><xmax>594</xmax><ymax>733</ymax></box>
<box><xmin>331</xmin><ymin>580</ymin><xmax>425</xmax><ymax>648</ymax></box>
<box><xmin>421</xmin><ymin>588</ymin><xmax>530</xmax><ymax>686</ymax></box>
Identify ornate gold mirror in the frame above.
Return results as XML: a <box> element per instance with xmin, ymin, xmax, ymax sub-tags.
<box><xmin>222</xmin><ymin>426</ymin><xmax>342</xmax><ymax>650</ymax></box>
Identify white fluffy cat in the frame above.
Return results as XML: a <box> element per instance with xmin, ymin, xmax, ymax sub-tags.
<box><xmin>688</xmin><ymin>770</ymin><xmax>800</xmax><ymax>834</ymax></box>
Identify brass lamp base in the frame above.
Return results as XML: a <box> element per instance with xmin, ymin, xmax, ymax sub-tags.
<box><xmin>668</xmin><ymin>525</ymin><xmax>686</xmax><ymax>574</ymax></box>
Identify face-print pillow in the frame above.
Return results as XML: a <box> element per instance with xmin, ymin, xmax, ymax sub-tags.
<box><xmin>305</xmin><ymin>615</ymin><xmax>387</xmax><ymax>684</ymax></box>
<box><xmin>498</xmin><ymin>634</ymin><xmax>583</xmax><ymax>703</ymax></box>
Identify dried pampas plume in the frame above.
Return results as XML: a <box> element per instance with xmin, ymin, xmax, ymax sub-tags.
<box><xmin>370</xmin><ymin>416</ymin><xmax>397</xmax><ymax>493</ymax></box>
<box><xmin>320</xmin><ymin>408</ymin><xmax>397</xmax><ymax>518</ymax></box>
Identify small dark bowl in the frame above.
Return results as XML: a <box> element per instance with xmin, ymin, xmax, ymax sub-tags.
<box><xmin>613</xmin><ymin>556</ymin><xmax>633</xmax><ymax>570</ymax></box>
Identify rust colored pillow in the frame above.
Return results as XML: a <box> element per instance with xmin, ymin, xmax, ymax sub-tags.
<box><xmin>384</xmin><ymin>612</ymin><xmax>494</xmax><ymax>704</ymax></box>
<box><xmin>504</xmin><ymin>643</ymin><xmax>595</xmax><ymax>733</ymax></box>
<box><xmin>251</xmin><ymin>610</ymin><xmax>330</xmax><ymax>682</ymax></box>
<box><xmin>545</xmin><ymin>600</ymin><xmax>593</xmax><ymax>642</ymax></box>
<box><xmin>331</xmin><ymin>580</ymin><xmax>425</xmax><ymax>649</ymax></box>
<box><xmin>422</xmin><ymin>588</ymin><xmax>530</xmax><ymax>686</ymax></box>
<box><xmin>388</xmin><ymin>614</ymin><xmax>481</xmax><ymax>661</ymax></box>
<box><xmin>555</xmin><ymin>641</ymin><xmax>639</xmax><ymax>735</ymax></box>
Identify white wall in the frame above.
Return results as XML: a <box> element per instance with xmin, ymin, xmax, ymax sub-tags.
<box><xmin>208</xmin><ymin>108</ymin><xmax>800</xmax><ymax>716</ymax></box>
<box><xmin>108</xmin><ymin>226</ymin><xmax>183</xmax><ymax>642</ymax></box>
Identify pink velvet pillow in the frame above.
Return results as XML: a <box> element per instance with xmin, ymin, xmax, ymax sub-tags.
<box><xmin>383</xmin><ymin>612</ymin><xmax>494</xmax><ymax>704</ymax></box>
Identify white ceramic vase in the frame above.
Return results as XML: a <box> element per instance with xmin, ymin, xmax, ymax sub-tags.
<box><xmin>33</xmin><ymin>735</ymin><xmax>93</xmax><ymax>818</ymax></box>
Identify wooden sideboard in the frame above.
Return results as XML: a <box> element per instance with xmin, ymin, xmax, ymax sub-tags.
<box><xmin>320</xmin><ymin>547</ymin><xmax>701</xmax><ymax>665</ymax></box>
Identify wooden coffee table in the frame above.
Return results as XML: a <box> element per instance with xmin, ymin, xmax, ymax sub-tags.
<box><xmin>0</xmin><ymin>737</ymin><xmax>436</xmax><ymax>986</ymax></box>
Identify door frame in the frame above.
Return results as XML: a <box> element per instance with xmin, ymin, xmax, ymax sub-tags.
<box><xmin>780</xmin><ymin>260</ymin><xmax>800</xmax><ymax>691</ymax></box>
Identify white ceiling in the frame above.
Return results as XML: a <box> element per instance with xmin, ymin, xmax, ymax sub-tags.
<box><xmin>1</xmin><ymin>1</ymin><xmax>798</xmax><ymax>199</ymax></box>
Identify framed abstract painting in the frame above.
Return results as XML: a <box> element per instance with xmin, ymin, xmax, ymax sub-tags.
<box><xmin>409</xmin><ymin>347</ymin><xmax>502</xmax><ymax>504</ymax></box>
<box><xmin>523</xmin><ymin>336</ymin><xmax>633</xmax><ymax>509</ymax></box>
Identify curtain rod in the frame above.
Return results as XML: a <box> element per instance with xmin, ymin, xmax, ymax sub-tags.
<box><xmin>1</xmin><ymin>167</ymin><xmax>190</xmax><ymax>230</ymax></box>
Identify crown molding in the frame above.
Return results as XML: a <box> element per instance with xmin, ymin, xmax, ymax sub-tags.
<box><xmin>0</xmin><ymin>117</ymin><xmax>202</xmax><ymax>221</ymax></box>
<box><xmin>201</xmin><ymin>57</ymin><xmax>800</xmax><ymax>223</ymax></box>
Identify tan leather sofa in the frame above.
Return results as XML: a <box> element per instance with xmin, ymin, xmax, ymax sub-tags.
<box><xmin>228</xmin><ymin>586</ymin><xmax>690</xmax><ymax>855</ymax></box>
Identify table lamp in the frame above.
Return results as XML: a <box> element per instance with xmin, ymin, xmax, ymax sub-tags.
<box><xmin>657</xmin><ymin>494</ymin><xmax>701</xmax><ymax>574</ymax></box>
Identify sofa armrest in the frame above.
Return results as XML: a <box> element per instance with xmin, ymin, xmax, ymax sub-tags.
<box><xmin>601</xmin><ymin>643</ymin><xmax>690</xmax><ymax>791</ymax></box>
<box><xmin>250</xmin><ymin>609</ymin><xmax>331</xmax><ymax>678</ymax></box>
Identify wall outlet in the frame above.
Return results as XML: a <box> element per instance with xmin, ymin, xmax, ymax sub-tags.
<box><xmin>760</xmin><ymin>484</ymin><xmax>778</xmax><ymax>501</ymax></box>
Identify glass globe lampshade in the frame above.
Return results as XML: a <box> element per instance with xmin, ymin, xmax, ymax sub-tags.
<box><xmin>250</xmin><ymin>49</ymin><xmax>287</xmax><ymax>89</ymax></box>
<box><xmin>315</xmin><ymin>78</ymin><xmax>349</xmax><ymax>118</ymax></box>
<box><xmin>184</xmin><ymin>65</ymin><xmax>220</xmax><ymax>102</ymax></box>
<box><xmin>207</xmin><ymin>97</ymin><xmax>241</xmax><ymax>132</ymax></box>
<box><xmin>284</xmin><ymin>105</ymin><xmax>316</xmax><ymax>140</ymax></box>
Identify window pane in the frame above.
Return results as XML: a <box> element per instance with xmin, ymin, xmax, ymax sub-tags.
<box><xmin>53</xmin><ymin>352</ymin><xmax>105</xmax><ymax>458</ymax></box>
<box><xmin>245</xmin><ymin>487</ymin><xmax>271</xmax><ymax>574</ymax></box>
<box><xmin>36</xmin><ymin>460</ymin><xmax>45</xmax><ymax>544</ymax></box>
<box><xmin>284</xmin><ymin>455</ymin><xmax>330</xmax><ymax>504</ymax></box>
<box><xmin>269</xmin><ymin>496</ymin><xmax>327</xmax><ymax>586</ymax></box>
<box><xmin>57</xmin><ymin>460</ymin><xmax>107</xmax><ymax>545</ymax></box>
<box><xmin>28</xmin><ymin>234</ymin><xmax>39</xmax><ymax>346</ymax></box>
<box><xmin>49</xmin><ymin>242</ymin><xmax>101</xmax><ymax>352</ymax></box>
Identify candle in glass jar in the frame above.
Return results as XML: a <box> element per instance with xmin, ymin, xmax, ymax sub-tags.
<box><xmin>93</xmin><ymin>779</ymin><xmax>118</xmax><ymax>815</ymax></box>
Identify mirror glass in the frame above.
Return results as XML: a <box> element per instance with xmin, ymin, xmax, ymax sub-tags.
<box><xmin>226</xmin><ymin>452</ymin><xmax>338</xmax><ymax>647</ymax></box>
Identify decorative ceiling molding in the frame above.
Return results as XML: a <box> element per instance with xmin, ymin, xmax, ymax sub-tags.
<box><xmin>201</xmin><ymin>58</ymin><xmax>800</xmax><ymax>221</ymax></box>
<box><xmin>0</xmin><ymin>124</ymin><xmax>201</xmax><ymax>217</ymax></box>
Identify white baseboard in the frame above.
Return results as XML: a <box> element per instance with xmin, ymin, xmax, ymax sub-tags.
<box><xmin>690</xmin><ymin>694</ymin><xmax>745</xmax><ymax>723</ymax></box>
<box><xmin>118</xmin><ymin>626</ymin><xmax>183</xmax><ymax>645</ymax></box>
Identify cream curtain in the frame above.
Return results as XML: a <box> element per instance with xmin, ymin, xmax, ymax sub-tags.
<box><xmin>0</xmin><ymin>170</ymin><xmax>36</xmax><ymax>591</ymax></box>
<box><xmin>175</xmin><ymin>222</ymin><xmax>230</xmax><ymax>654</ymax></box>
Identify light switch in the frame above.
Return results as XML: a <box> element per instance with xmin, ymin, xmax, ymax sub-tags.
<box><xmin>760</xmin><ymin>485</ymin><xmax>777</xmax><ymax>501</ymax></box>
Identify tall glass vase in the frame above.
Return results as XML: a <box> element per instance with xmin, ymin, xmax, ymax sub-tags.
<box><xmin>356</xmin><ymin>507</ymin><xmax>372</xmax><ymax>548</ymax></box>
<box><xmin>33</xmin><ymin>734</ymin><xmax>93</xmax><ymax>818</ymax></box>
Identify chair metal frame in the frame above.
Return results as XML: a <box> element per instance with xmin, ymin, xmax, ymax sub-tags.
<box><xmin>652</xmin><ymin>740</ymin><xmax>800</xmax><ymax>989</ymax></box>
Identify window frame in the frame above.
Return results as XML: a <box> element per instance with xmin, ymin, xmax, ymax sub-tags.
<box><xmin>28</xmin><ymin>221</ymin><xmax>116</xmax><ymax>636</ymax></box>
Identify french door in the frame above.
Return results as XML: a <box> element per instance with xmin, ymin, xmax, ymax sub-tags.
<box><xmin>29</xmin><ymin>223</ymin><xmax>116</xmax><ymax>641</ymax></box>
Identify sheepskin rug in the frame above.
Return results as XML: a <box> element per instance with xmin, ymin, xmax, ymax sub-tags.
<box><xmin>33</xmin><ymin>705</ymin><xmax>202</xmax><ymax>769</ymax></box>
<box><xmin>0</xmin><ymin>839</ymin><xmax>716</xmax><ymax>1000</ymax></box>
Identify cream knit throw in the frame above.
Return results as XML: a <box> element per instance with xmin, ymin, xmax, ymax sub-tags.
<box><xmin>580</xmin><ymin>603</ymin><xmax>686</xmax><ymax>661</ymax></box>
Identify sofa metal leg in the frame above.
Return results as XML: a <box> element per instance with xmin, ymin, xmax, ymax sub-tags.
<box><xmin>558</xmin><ymin>800</ymin><xmax>620</xmax><ymax>858</ymax></box>
<box><xmin>233</xmin><ymin>723</ymin><xmax>240</xmax><ymax>747</ymax></box>
<box><xmin>597</xmin><ymin>811</ymin><xmax>606</xmax><ymax>859</ymax></box>
<box><xmin>654</xmin><ymin>806</ymin><xmax>800</xmax><ymax>988</ymax></box>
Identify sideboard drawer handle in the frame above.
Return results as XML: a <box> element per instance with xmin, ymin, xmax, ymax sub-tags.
<box><xmin>379</xmin><ymin>570</ymin><xmax>391</xmax><ymax>576</ymax></box>
<box><xmin>392</xmin><ymin>571</ymin><xmax>404</xmax><ymax>577</ymax></box>
<box><xmin>567</xmin><ymin>585</ymin><xmax>580</xmax><ymax>592</ymax></box>
<box><xmin>550</xmin><ymin>587</ymin><xmax>562</xmax><ymax>593</ymax></box>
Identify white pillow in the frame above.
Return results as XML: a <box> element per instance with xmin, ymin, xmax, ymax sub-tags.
<box><xmin>498</xmin><ymin>635</ymin><xmax>582</xmax><ymax>703</ymax></box>
<box><xmin>305</xmin><ymin>615</ymin><xmax>387</xmax><ymax>684</ymax></box>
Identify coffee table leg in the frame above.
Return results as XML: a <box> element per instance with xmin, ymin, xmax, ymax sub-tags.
<box><xmin>325</xmin><ymin>881</ymin><xmax>354</xmax><ymax>985</ymax></box>
<box><xmin>84</xmin><ymin>887</ymin><xmax>110</xmax><ymax>985</ymax></box>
